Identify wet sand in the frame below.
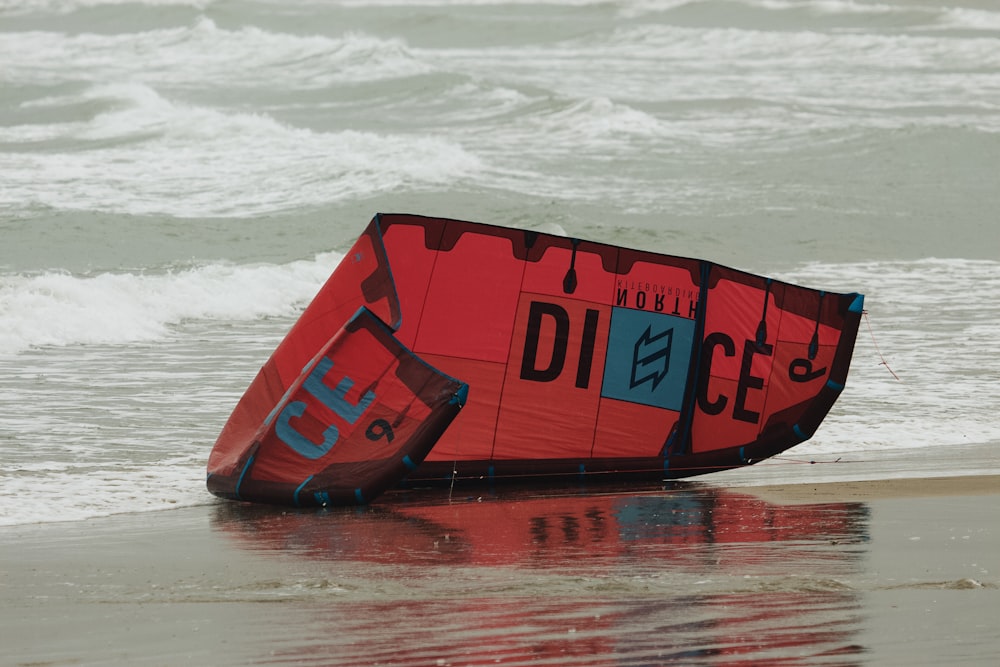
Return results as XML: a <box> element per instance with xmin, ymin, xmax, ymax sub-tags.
<box><xmin>3</xmin><ymin>474</ymin><xmax>998</xmax><ymax>666</ymax></box>
<box><xmin>732</xmin><ymin>474</ymin><xmax>1000</xmax><ymax>503</ymax></box>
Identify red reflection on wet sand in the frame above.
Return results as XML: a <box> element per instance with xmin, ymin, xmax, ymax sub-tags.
<box><xmin>212</xmin><ymin>484</ymin><xmax>869</xmax><ymax>666</ymax></box>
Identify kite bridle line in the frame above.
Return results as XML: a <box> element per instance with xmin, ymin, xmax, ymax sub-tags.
<box><xmin>863</xmin><ymin>310</ymin><xmax>900</xmax><ymax>381</ymax></box>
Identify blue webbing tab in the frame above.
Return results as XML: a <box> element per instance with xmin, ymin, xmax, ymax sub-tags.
<box><xmin>234</xmin><ymin>454</ymin><xmax>255</xmax><ymax>500</ymax></box>
<box><xmin>293</xmin><ymin>476</ymin><xmax>314</xmax><ymax>507</ymax></box>
<box><xmin>793</xmin><ymin>424</ymin><xmax>809</xmax><ymax>441</ymax></box>
<box><xmin>450</xmin><ymin>383</ymin><xmax>470</xmax><ymax>406</ymax></box>
<box><xmin>826</xmin><ymin>379</ymin><xmax>845</xmax><ymax>392</ymax></box>
<box><xmin>354</xmin><ymin>488</ymin><xmax>365</xmax><ymax>504</ymax></box>
<box><xmin>849</xmin><ymin>293</ymin><xmax>865</xmax><ymax>313</ymax></box>
<box><xmin>402</xmin><ymin>455</ymin><xmax>417</xmax><ymax>470</ymax></box>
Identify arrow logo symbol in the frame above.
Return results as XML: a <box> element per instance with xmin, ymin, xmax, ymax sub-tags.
<box><xmin>630</xmin><ymin>325</ymin><xmax>672</xmax><ymax>391</ymax></box>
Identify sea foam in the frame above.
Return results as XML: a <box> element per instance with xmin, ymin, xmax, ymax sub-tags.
<box><xmin>0</xmin><ymin>252</ymin><xmax>342</xmax><ymax>355</ymax></box>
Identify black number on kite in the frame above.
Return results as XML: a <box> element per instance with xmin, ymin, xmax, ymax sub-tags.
<box><xmin>366</xmin><ymin>419</ymin><xmax>395</xmax><ymax>443</ymax></box>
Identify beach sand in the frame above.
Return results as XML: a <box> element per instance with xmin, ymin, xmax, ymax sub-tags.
<box><xmin>3</xmin><ymin>473</ymin><xmax>998</xmax><ymax>666</ymax></box>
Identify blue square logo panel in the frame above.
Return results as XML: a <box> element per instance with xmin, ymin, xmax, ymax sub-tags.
<box><xmin>601</xmin><ymin>308</ymin><xmax>695</xmax><ymax>411</ymax></box>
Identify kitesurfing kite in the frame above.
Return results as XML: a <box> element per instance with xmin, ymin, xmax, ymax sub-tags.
<box><xmin>207</xmin><ymin>214</ymin><xmax>863</xmax><ymax>506</ymax></box>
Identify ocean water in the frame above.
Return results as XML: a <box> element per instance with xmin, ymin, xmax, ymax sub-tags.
<box><xmin>3</xmin><ymin>0</ymin><xmax>1000</xmax><ymax>527</ymax></box>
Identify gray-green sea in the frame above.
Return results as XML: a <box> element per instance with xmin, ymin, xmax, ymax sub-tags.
<box><xmin>3</xmin><ymin>0</ymin><xmax>999</xmax><ymax>520</ymax></box>
<box><xmin>3</xmin><ymin>1</ymin><xmax>1000</xmax><ymax>665</ymax></box>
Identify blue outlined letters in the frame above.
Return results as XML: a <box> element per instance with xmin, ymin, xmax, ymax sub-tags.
<box><xmin>275</xmin><ymin>356</ymin><xmax>376</xmax><ymax>459</ymax></box>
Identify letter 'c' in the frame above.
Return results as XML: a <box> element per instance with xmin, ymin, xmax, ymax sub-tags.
<box><xmin>276</xmin><ymin>400</ymin><xmax>339</xmax><ymax>459</ymax></box>
<box><xmin>697</xmin><ymin>332</ymin><xmax>735</xmax><ymax>415</ymax></box>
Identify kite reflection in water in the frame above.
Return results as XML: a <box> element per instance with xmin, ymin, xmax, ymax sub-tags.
<box><xmin>212</xmin><ymin>484</ymin><xmax>869</xmax><ymax>666</ymax></box>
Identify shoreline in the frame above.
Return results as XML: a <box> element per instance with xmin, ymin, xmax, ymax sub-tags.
<box><xmin>2</xmin><ymin>467</ymin><xmax>997</xmax><ymax>532</ymax></box>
